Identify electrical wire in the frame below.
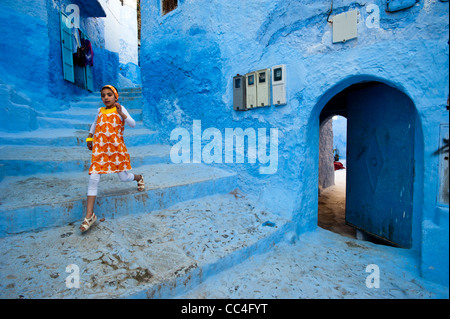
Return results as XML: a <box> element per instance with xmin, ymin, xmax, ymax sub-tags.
<box><xmin>327</xmin><ymin>0</ymin><xmax>333</xmax><ymax>23</ymax></box>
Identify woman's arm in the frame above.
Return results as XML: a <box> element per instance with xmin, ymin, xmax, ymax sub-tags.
<box><xmin>116</xmin><ymin>104</ymin><xmax>136</xmax><ymax>128</ymax></box>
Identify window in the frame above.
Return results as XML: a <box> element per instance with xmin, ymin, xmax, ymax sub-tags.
<box><xmin>234</xmin><ymin>78</ymin><xmax>241</xmax><ymax>89</ymax></box>
<box><xmin>258</xmin><ymin>72</ymin><xmax>266</xmax><ymax>83</ymax></box>
<box><xmin>274</xmin><ymin>67</ymin><xmax>282</xmax><ymax>82</ymax></box>
<box><xmin>247</xmin><ymin>74</ymin><xmax>254</xmax><ymax>86</ymax></box>
<box><xmin>162</xmin><ymin>0</ymin><xmax>178</xmax><ymax>15</ymax></box>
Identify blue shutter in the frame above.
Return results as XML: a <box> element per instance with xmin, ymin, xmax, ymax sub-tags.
<box><xmin>60</xmin><ymin>12</ymin><xmax>75</xmax><ymax>83</ymax></box>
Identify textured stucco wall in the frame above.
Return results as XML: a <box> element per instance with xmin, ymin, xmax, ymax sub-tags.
<box><xmin>140</xmin><ymin>0</ymin><xmax>448</xmax><ymax>285</ymax></box>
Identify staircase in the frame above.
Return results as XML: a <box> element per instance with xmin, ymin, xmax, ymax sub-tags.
<box><xmin>0</xmin><ymin>88</ymin><xmax>291</xmax><ymax>298</ymax></box>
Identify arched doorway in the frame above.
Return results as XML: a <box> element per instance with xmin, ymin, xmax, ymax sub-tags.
<box><xmin>316</xmin><ymin>80</ymin><xmax>420</xmax><ymax>248</ymax></box>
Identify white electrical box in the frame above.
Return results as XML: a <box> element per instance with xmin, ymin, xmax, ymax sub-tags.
<box><xmin>246</xmin><ymin>72</ymin><xmax>257</xmax><ymax>109</ymax></box>
<box><xmin>256</xmin><ymin>68</ymin><xmax>271</xmax><ymax>107</ymax></box>
<box><xmin>271</xmin><ymin>64</ymin><xmax>286</xmax><ymax>106</ymax></box>
<box><xmin>332</xmin><ymin>10</ymin><xmax>358</xmax><ymax>43</ymax></box>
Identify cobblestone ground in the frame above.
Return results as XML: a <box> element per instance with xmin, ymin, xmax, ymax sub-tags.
<box><xmin>176</xmin><ymin>228</ymin><xmax>449</xmax><ymax>299</ymax></box>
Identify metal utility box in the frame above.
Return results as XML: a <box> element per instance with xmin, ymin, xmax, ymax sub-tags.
<box><xmin>233</xmin><ymin>74</ymin><xmax>246</xmax><ymax>111</ymax></box>
<box><xmin>246</xmin><ymin>72</ymin><xmax>257</xmax><ymax>109</ymax></box>
<box><xmin>332</xmin><ymin>10</ymin><xmax>358</xmax><ymax>43</ymax></box>
<box><xmin>256</xmin><ymin>68</ymin><xmax>271</xmax><ymax>107</ymax></box>
<box><xmin>271</xmin><ymin>64</ymin><xmax>286</xmax><ymax>106</ymax></box>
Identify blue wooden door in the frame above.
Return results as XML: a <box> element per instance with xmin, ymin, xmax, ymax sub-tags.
<box><xmin>60</xmin><ymin>12</ymin><xmax>75</xmax><ymax>83</ymax></box>
<box><xmin>345</xmin><ymin>83</ymin><xmax>414</xmax><ymax>248</ymax></box>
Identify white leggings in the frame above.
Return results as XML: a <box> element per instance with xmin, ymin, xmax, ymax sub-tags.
<box><xmin>87</xmin><ymin>172</ymin><xmax>135</xmax><ymax>196</ymax></box>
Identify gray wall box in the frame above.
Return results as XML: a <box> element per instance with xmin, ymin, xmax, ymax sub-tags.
<box><xmin>233</xmin><ymin>74</ymin><xmax>247</xmax><ymax>111</ymax></box>
<box><xmin>332</xmin><ymin>10</ymin><xmax>358</xmax><ymax>43</ymax></box>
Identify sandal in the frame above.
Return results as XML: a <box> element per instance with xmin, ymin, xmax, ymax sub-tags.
<box><xmin>137</xmin><ymin>175</ymin><xmax>145</xmax><ymax>192</ymax></box>
<box><xmin>80</xmin><ymin>213</ymin><xmax>97</xmax><ymax>232</ymax></box>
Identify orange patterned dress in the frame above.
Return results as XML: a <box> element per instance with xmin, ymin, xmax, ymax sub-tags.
<box><xmin>89</xmin><ymin>107</ymin><xmax>132</xmax><ymax>175</ymax></box>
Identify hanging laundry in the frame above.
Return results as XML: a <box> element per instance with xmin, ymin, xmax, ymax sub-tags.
<box><xmin>76</xmin><ymin>30</ymin><xmax>86</xmax><ymax>67</ymax></box>
<box><xmin>72</xmin><ymin>29</ymin><xmax>85</xmax><ymax>67</ymax></box>
<box><xmin>83</xmin><ymin>38</ymin><xmax>94</xmax><ymax>66</ymax></box>
<box><xmin>71</xmin><ymin>27</ymin><xmax>81</xmax><ymax>54</ymax></box>
<box><xmin>72</xmin><ymin>28</ymin><xmax>94</xmax><ymax>67</ymax></box>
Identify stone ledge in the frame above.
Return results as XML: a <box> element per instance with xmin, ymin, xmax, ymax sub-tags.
<box><xmin>0</xmin><ymin>163</ymin><xmax>237</xmax><ymax>236</ymax></box>
<box><xmin>0</xmin><ymin>191</ymin><xmax>289</xmax><ymax>299</ymax></box>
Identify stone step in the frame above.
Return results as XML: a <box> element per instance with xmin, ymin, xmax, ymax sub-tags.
<box><xmin>71</xmin><ymin>95</ymin><xmax>143</xmax><ymax>109</ymax></box>
<box><xmin>39</xmin><ymin>107</ymin><xmax>143</xmax><ymax>122</ymax></box>
<box><xmin>84</xmin><ymin>88</ymin><xmax>143</xmax><ymax>102</ymax></box>
<box><xmin>116</xmin><ymin>87</ymin><xmax>142</xmax><ymax>97</ymax></box>
<box><xmin>37</xmin><ymin>117</ymin><xmax>94</xmax><ymax>130</ymax></box>
<box><xmin>0</xmin><ymin>191</ymin><xmax>290</xmax><ymax>298</ymax></box>
<box><xmin>120</xmin><ymin>87</ymin><xmax>142</xmax><ymax>93</ymax></box>
<box><xmin>93</xmin><ymin>87</ymin><xmax>142</xmax><ymax>95</ymax></box>
<box><xmin>0</xmin><ymin>144</ymin><xmax>172</xmax><ymax>177</ymax></box>
<box><xmin>0</xmin><ymin>127</ymin><xmax>160</xmax><ymax>147</ymax></box>
<box><xmin>70</xmin><ymin>99</ymin><xmax>102</xmax><ymax>108</ymax></box>
<box><xmin>37</xmin><ymin>117</ymin><xmax>146</xmax><ymax>130</ymax></box>
<box><xmin>0</xmin><ymin>163</ymin><xmax>237</xmax><ymax>237</ymax></box>
<box><xmin>119</xmin><ymin>97</ymin><xmax>144</xmax><ymax>110</ymax></box>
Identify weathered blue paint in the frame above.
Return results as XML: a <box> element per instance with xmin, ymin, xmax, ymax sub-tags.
<box><xmin>140</xmin><ymin>0</ymin><xmax>449</xmax><ymax>285</ymax></box>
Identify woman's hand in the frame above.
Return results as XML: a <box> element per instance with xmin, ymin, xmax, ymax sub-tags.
<box><xmin>87</xmin><ymin>134</ymin><xmax>93</xmax><ymax>150</ymax></box>
<box><xmin>115</xmin><ymin>103</ymin><xmax>127</xmax><ymax>119</ymax></box>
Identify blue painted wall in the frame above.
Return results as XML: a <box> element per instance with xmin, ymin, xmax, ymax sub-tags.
<box><xmin>0</xmin><ymin>0</ymin><xmax>50</xmax><ymax>132</ymax></box>
<box><xmin>0</xmin><ymin>0</ymin><xmax>131</xmax><ymax>132</ymax></box>
<box><xmin>140</xmin><ymin>0</ymin><xmax>449</xmax><ymax>285</ymax></box>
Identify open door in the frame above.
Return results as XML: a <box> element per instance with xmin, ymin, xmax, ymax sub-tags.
<box><xmin>345</xmin><ymin>83</ymin><xmax>414</xmax><ymax>248</ymax></box>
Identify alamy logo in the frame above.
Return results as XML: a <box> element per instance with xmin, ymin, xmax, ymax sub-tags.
<box><xmin>65</xmin><ymin>264</ymin><xmax>80</xmax><ymax>289</ymax></box>
<box><xmin>65</xmin><ymin>4</ymin><xmax>80</xmax><ymax>29</ymax></box>
<box><xmin>365</xmin><ymin>264</ymin><xmax>380</xmax><ymax>288</ymax></box>
<box><xmin>170</xmin><ymin>120</ymin><xmax>279</xmax><ymax>174</ymax></box>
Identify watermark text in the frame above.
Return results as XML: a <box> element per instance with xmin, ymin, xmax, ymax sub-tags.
<box><xmin>170</xmin><ymin>120</ymin><xmax>279</xmax><ymax>174</ymax></box>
